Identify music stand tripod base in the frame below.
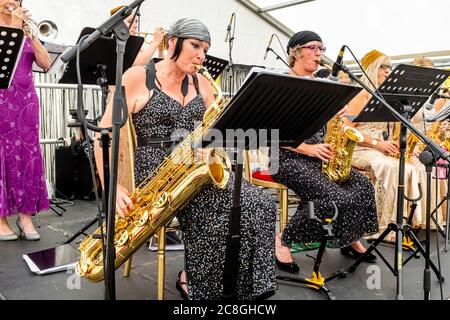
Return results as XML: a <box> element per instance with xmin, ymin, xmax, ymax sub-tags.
<box><xmin>276</xmin><ymin>203</ymin><xmax>347</xmax><ymax>300</ymax></box>
<box><xmin>49</xmin><ymin>198</ymin><xmax>66</xmax><ymax>217</ymax></box>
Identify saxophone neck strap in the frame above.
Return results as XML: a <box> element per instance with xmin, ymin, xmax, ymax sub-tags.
<box><xmin>145</xmin><ymin>58</ymin><xmax>192</xmax><ymax>97</ymax></box>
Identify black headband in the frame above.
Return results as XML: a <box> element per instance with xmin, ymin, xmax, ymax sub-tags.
<box><xmin>286</xmin><ymin>30</ymin><xmax>322</xmax><ymax>53</ymax></box>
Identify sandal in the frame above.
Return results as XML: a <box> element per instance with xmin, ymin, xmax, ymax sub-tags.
<box><xmin>175</xmin><ymin>271</ymin><xmax>189</xmax><ymax>300</ymax></box>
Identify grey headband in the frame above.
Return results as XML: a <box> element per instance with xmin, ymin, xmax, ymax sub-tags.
<box><xmin>167</xmin><ymin>18</ymin><xmax>211</xmax><ymax>45</ymax></box>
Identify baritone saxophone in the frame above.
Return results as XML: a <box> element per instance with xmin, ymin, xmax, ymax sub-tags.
<box><xmin>77</xmin><ymin>65</ymin><xmax>232</xmax><ymax>282</ymax></box>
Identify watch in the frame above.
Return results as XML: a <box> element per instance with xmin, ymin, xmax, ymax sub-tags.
<box><xmin>371</xmin><ymin>138</ymin><xmax>378</xmax><ymax>148</ymax></box>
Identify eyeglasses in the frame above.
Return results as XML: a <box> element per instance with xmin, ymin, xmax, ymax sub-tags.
<box><xmin>380</xmin><ymin>64</ymin><xmax>393</xmax><ymax>70</ymax></box>
<box><xmin>300</xmin><ymin>45</ymin><xmax>326</xmax><ymax>53</ymax></box>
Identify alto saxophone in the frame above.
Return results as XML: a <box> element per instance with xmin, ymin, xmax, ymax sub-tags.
<box><xmin>391</xmin><ymin>122</ymin><xmax>420</xmax><ymax>160</ymax></box>
<box><xmin>77</xmin><ymin>65</ymin><xmax>232</xmax><ymax>282</ymax></box>
<box><xmin>322</xmin><ymin>115</ymin><xmax>364</xmax><ymax>183</ymax></box>
<box><xmin>391</xmin><ymin>121</ymin><xmax>442</xmax><ymax>159</ymax></box>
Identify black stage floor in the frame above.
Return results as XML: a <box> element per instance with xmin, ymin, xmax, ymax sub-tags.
<box><xmin>1</xmin><ymin>198</ymin><xmax>450</xmax><ymax>301</ymax></box>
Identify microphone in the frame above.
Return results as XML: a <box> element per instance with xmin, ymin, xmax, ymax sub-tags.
<box><xmin>224</xmin><ymin>12</ymin><xmax>235</xmax><ymax>42</ymax></box>
<box><xmin>424</xmin><ymin>89</ymin><xmax>440</xmax><ymax>110</ymax></box>
<box><xmin>263</xmin><ymin>34</ymin><xmax>274</xmax><ymax>60</ymax></box>
<box><xmin>330</xmin><ymin>45</ymin><xmax>346</xmax><ymax>81</ymax></box>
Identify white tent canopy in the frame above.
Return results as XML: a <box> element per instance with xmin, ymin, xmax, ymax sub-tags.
<box><xmin>249</xmin><ymin>0</ymin><xmax>450</xmax><ymax>68</ymax></box>
<box><xmin>25</xmin><ymin>0</ymin><xmax>449</xmax><ymax>70</ymax></box>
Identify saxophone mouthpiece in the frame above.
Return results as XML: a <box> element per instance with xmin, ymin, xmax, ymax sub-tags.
<box><xmin>195</xmin><ymin>64</ymin><xmax>206</xmax><ymax>75</ymax></box>
<box><xmin>318</xmin><ymin>60</ymin><xmax>332</xmax><ymax>70</ymax></box>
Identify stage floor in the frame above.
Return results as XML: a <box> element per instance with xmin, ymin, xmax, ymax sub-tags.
<box><xmin>1</xmin><ymin>198</ymin><xmax>450</xmax><ymax>300</ymax></box>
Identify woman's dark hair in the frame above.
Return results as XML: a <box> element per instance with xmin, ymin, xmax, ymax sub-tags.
<box><xmin>171</xmin><ymin>37</ymin><xmax>186</xmax><ymax>61</ymax></box>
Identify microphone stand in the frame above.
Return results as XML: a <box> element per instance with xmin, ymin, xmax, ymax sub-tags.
<box><xmin>62</xmin><ymin>0</ymin><xmax>145</xmax><ymax>300</ymax></box>
<box><xmin>339</xmin><ymin>63</ymin><xmax>449</xmax><ymax>300</ymax></box>
<box><xmin>265</xmin><ymin>48</ymin><xmax>292</xmax><ymax>70</ymax></box>
<box><xmin>225</xmin><ymin>16</ymin><xmax>235</xmax><ymax>98</ymax></box>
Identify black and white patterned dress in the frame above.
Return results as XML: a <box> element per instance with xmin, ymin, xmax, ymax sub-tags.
<box><xmin>132</xmin><ymin>70</ymin><xmax>277</xmax><ymax>300</ymax></box>
<box><xmin>270</xmin><ymin>128</ymin><xmax>378</xmax><ymax>247</ymax></box>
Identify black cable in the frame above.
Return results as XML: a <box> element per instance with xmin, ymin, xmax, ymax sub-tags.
<box><xmin>272</xmin><ymin>34</ymin><xmax>288</xmax><ymax>61</ymax></box>
<box><xmin>76</xmin><ymin>35</ymin><xmax>104</xmax><ymax>251</ymax></box>
<box><xmin>128</xmin><ymin>4</ymin><xmax>141</xmax><ymax>30</ymax></box>
<box><xmin>344</xmin><ymin>45</ymin><xmax>383</xmax><ymax>98</ymax></box>
<box><xmin>344</xmin><ymin>45</ymin><xmax>391</xmax><ymax>139</ymax></box>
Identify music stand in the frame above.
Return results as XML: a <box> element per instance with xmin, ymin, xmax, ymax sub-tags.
<box><xmin>349</xmin><ymin>64</ymin><xmax>450</xmax><ymax>299</ymax></box>
<box><xmin>204</xmin><ymin>55</ymin><xmax>228</xmax><ymax>81</ymax></box>
<box><xmin>0</xmin><ymin>27</ymin><xmax>25</xmax><ymax>88</ymax></box>
<box><xmin>32</xmin><ymin>42</ymin><xmax>68</xmax><ymax>74</ymax></box>
<box><xmin>202</xmin><ymin>68</ymin><xmax>362</xmax><ymax>299</ymax></box>
<box><xmin>59</xmin><ymin>27</ymin><xmax>143</xmax><ymax>85</ymax></box>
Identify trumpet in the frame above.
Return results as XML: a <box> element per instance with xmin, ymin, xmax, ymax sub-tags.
<box><xmin>23</xmin><ymin>18</ymin><xmax>58</xmax><ymax>42</ymax></box>
<box><xmin>7</xmin><ymin>5</ymin><xmax>57</xmax><ymax>41</ymax></box>
<box><xmin>136</xmin><ymin>31</ymin><xmax>168</xmax><ymax>52</ymax></box>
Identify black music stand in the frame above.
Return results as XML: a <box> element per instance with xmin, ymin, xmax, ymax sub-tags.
<box><xmin>201</xmin><ymin>68</ymin><xmax>362</xmax><ymax>299</ymax></box>
<box><xmin>59</xmin><ymin>27</ymin><xmax>143</xmax><ymax>85</ymax></box>
<box><xmin>0</xmin><ymin>27</ymin><xmax>25</xmax><ymax>88</ymax></box>
<box><xmin>349</xmin><ymin>64</ymin><xmax>450</xmax><ymax>300</ymax></box>
<box><xmin>204</xmin><ymin>55</ymin><xmax>228</xmax><ymax>81</ymax></box>
<box><xmin>32</xmin><ymin>43</ymin><xmax>68</xmax><ymax>74</ymax></box>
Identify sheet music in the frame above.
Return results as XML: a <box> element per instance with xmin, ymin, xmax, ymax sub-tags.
<box><xmin>0</xmin><ymin>27</ymin><xmax>25</xmax><ymax>89</ymax></box>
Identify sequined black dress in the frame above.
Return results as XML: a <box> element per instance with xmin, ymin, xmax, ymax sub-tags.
<box><xmin>132</xmin><ymin>69</ymin><xmax>277</xmax><ymax>300</ymax></box>
<box><xmin>270</xmin><ymin>128</ymin><xmax>378</xmax><ymax>247</ymax></box>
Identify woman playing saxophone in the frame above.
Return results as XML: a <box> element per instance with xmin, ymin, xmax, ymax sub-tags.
<box><xmin>94</xmin><ymin>18</ymin><xmax>277</xmax><ymax>300</ymax></box>
<box><xmin>268</xmin><ymin>30</ymin><xmax>378</xmax><ymax>274</ymax></box>
<box><xmin>346</xmin><ymin>50</ymin><xmax>434</xmax><ymax>238</ymax></box>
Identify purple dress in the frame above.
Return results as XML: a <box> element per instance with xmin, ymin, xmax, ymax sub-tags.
<box><xmin>0</xmin><ymin>38</ymin><xmax>49</xmax><ymax>217</ymax></box>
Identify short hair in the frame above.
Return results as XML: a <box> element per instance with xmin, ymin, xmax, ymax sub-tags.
<box><xmin>171</xmin><ymin>37</ymin><xmax>186</xmax><ymax>61</ymax></box>
<box><xmin>287</xmin><ymin>45</ymin><xmax>302</xmax><ymax>68</ymax></box>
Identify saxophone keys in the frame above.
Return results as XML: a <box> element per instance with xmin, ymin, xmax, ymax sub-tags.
<box><xmin>136</xmin><ymin>210</ymin><xmax>149</xmax><ymax>227</ymax></box>
<box><xmin>154</xmin><ymin>192</ymin><xmax>170</xmax><ymax>208</ymax></box>
<box><xmin>76</xmin><ymin>262</ymin><xmax>88</xmax><ymax>276</ymax></box>
<box><xmin>115</xmin><ymin>230</ymin><xmax>129</xmax><ymax>247</ymax></box>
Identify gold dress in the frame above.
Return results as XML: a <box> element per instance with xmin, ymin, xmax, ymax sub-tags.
<box><xmin>351</xmin><ymin>122</ymin><xmax>427</xmax><ymax>234</ymax></box>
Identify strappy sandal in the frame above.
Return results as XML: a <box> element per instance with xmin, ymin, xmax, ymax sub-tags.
<box><xmin>175</xmin><ymin>271</ymin><xmax>189</xmax><ymax>300</ymax></box>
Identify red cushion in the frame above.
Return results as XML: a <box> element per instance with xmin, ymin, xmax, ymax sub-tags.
<box><xmin>252</xmin><ymin>169</ymin><xmax>275</xmax><ymax>182</ymax></box>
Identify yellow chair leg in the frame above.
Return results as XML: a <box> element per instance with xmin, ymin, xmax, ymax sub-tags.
<box><xmin>157</xmin><ymin>226</ymin><xmax>166</xmax><ymax>300</ymax></box>
<box><xmin>279</xmin><ymin>189</ymin><xmax>288</xmax><ymax>232</ymax></box>
<box><xmin>123</xmin><ymin>257</ymin><xmax>132</xmax><ymax>277</ymax></box>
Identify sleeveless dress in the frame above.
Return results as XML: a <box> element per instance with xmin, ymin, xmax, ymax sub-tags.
<box><xmin>132</xmin><ymin>67</ymin><xmax>277</xmax><ymax>300</ymax></box>
<box><xmin>0</xmin><ymin>38</ymin><xmax>49</xmax><ymax>217</ymax></box>
<box><xmin>352</xmin><ymin>121</ymin><xmax>442</xmax><ymax>231</ymax></box>
<box><xmin>269</xmin><ymin>128</ymin><xmax>378</xmax><ymax>247</ymax></box>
